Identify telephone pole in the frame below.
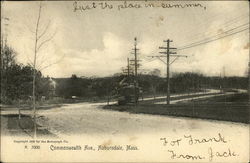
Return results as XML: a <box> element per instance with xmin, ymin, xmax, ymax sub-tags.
<box><xmin>122</xmin><ymin>57</ymin><xmax>133</xmax><ymax>82</ymax></box>
<box><xmin>159</xmin><ymin>39</ymin><xmax>177</xmax><ymax>105</ymax></box>
<box><xmin>131</xmin><ymin>37</ymin><xmax>140</xmax><ymax>104</ymax></box>
<box><xmin>149</xmin><ymin>39</ymin><xmax>187</xmax><ymax>105</ymax></box>
<box><xmin>127</xmin><ymin>58</ymin><xmax>130</xmax><ymax>78</ymax></box>
<box><xmin>132</xmin><ymin>37</ymin><xmax>139</xmax><ymax>77</ymax></box>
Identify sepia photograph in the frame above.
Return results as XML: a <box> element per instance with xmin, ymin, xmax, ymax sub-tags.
<box><xmin>1</xmin><ymin>0</ymin><xmax>249</xmax><ymax>162</ymax></box>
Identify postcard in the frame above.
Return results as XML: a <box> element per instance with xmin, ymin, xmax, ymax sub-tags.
<box><xmin>1</xmin><ymin>0</ymin><xmax>249</xmax><ymax>162</ymax></box>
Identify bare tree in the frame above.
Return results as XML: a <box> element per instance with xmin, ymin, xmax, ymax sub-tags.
<box><xmin>31</xmin><ymin>2</ymin><xmax>62</xmax><ymax>138</ymax></box>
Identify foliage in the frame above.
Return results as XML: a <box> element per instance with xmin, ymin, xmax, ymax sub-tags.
<box><xmin>54</xmin><ymin>72</ymin><xmax>248</xmax><ymax>99</ymax></box>
<box><xmin>0</xmin><ymin>45</ymin><xmax>50</xmax><ymax>104</ymax></box>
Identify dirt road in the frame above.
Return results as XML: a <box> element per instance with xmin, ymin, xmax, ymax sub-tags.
<box><xmin>1</xmin><ymin>89</ymin><xmax>248</xmax><ymax>138</ymax></box>
<box><xmin>34</xmin><ymin>101</ymin><xmax>248</xmax><ymax>138</ymax></box>
<box><xmin>1</xmin><ymin>98</ymin><xmax>249</xmax><ymax>162</ymax></box>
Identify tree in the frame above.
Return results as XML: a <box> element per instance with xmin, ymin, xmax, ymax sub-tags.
<box><xmin>31</xmin><ymin>2</ymin><xmax>60</xmax><ymax>138</ymax></box>
<box><xmin>67</xmin><ymin>74</ymin><xmax>84</xmax><ymax>97</ymax></box>
<box><xmin>148</xmin><ymin>68</ymin><xmax>161</xmax><ymax>77</ymax></box>
<box><xmin>0</xmin><ymin>45</ymin><xmax>16</xmax><ymax>102</ymax></box>
<box><xmin>0</xmin><ymin>44</ymin><xmax>48</xmax><ymax>104</ymax></box>
<box><xmin>148</xmin><ymin>69</ymin><xmax>161</xmax><ymax>97</ymax></box>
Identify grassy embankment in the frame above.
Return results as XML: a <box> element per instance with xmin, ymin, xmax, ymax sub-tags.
<box><xmin>104</xmin><ymin>93</ymin><xmax>249</xmax><ymax>124</ymax></box>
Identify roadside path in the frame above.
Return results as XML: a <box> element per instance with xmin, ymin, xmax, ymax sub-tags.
<box><xmin>156</xmin><ymin>92</ymin><xmax>236</xmax><ymax>104</ymax></box>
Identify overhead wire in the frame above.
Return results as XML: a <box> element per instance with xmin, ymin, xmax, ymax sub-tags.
<box><xmin>177</xmin><ymin>13</ymin><xmax>249</xmax><ymax>46</ymax></box>
<box><xmin>141</xmin><ymin>10</ymin><xmax>249</xmax><ymax>64</ymax></box>
<box><xmin>177</xmin><ymin>26</ymin><xmax>249</xmax><ymax>51</ymax></box>
<box><xmin>178</xmin><ymin>22</ymin><xmax>249</xmax><ymax>49</ymax></box>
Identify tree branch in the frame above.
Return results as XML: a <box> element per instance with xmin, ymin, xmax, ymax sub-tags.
<box><xmin>36</xmin><ymin>54</ymin><xmax>50</xmax><ymax>69</ymax></box>
<box><xmin>39</xmin><ymin>53</ymin><xmax>65</xmax><ymax>71</ymax></box>
<box><xmin>33</xmin><ymin>2</ymin><xmax>42</xmax><ymax>69</ymax></box>
<box><xmin>26</xmin><ymin>53</ymin><xmax>34</xmax><ymax>67</ymax></box>
<box><xmin>37</xmin><ymin>30</ymin><xmax>57</xmax><ymax>51</ymax></box>
<box><xmin>37</xmin><ymin>20</ymin><xmax>51</xmax><ymax>41</ymax></box>
<box><xmin>26</xmin><ymin>24</ymin><xmax>35</xmax><ymax>34</ymax></box>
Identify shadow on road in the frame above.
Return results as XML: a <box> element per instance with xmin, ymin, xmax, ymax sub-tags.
<box><xmin>1</xmin><ymin>114</ymin><xmax>57</xmax><ymax>138</ymax></box>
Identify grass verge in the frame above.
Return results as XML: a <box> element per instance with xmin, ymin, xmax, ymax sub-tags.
<box><xmin>103</xmin><ymin>93</ymin><xmax>249</xmax><ymax>124</ymax></box>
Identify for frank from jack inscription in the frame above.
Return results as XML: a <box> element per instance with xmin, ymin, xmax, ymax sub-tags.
<box><xmin>160</xmin><ymin>133</ymin><xmax>239</xmax><ymax>161</ymax></box>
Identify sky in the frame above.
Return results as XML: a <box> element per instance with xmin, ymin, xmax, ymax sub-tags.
<box><xmin>1</xmin><ymin>1</ymin><xmax>249</xmax><ymax>78</ymax></box>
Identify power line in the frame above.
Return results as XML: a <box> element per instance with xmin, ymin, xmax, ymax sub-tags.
<box><xmin>177</xmin><ymin>26</ymin><xmax>249</xmax><ymax>51</ymax></box>
<box><xmin>179</xmin><ymin>22</ymin><xmax>249</xmax><ymax>49</ymax></box>
<box><xmin>178</xmin><ymin>21</ymin><xmax>249</xmax><ymax>48</ymax></box>
<box><xmin>142</xmin><ymin>21</ymin><xmax>249</xmax><ymax>64</ymax></box>
<box><xmin>177</xmin><ymin>13</ymin><xmax>249</xmax><ymax>46</ymax></box>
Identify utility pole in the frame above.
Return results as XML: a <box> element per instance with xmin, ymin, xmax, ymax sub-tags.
<box><xmin>122</xmin><ymin>58</ymin><xmax>133</xmax><ymax>77</ymax></box>
<box><xmin>159</xmin><ymin>39</ymin><xmax>177</xmax><ymax>105</ymax></box>
<box><xmin>130</xmin><ymin>37</ymin><xmax>140</xmax><ymax>104</ymax></box>
<box><xmin>149</xmin><ymin>39</ymin><xmax>187</xmax><ymax>105</ymax></box>
<box><xmin>166</xmin><ymin>40</ymin><xmax>171</xmax><ymax>105</ymax></box>
<box><xmin>131</xmin><ymin>38</ymin><xmax>139</xmax><ymax>77</ymax></box>
<box><xmin>127</xmin><ymin>58</ymin><xmax>130</xmax><ymax>78</ymax></box>
<box><xmin>134</xmin><ymin>38</ymin><xmax>138</xmax><ymax>78</ymax></box>
<box><xmin>1</xmin><ymin>16</ymin><xmax>10</xmax><ymax>48</ymax></box>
